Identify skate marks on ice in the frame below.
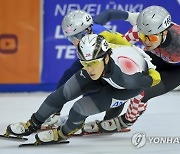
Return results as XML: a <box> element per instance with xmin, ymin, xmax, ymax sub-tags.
<box><xmin>0</xmin><ymin>92</ymin><xmax>180</xmax><ymax>153</ymax></box>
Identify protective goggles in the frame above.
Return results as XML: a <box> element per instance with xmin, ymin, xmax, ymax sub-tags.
<box><xmin>139</xmin><ymin>33</ymin><xmax>159</xmax><ymax>42</ymax></box>
<box><xmin>67</xmin><ymin>30</ymin><xmax>87</xmax><ymax>42</ymax></box>
<box><xmin>80</xmin><ymin>58</ymin><xmax>104</xmax><ymax>68</ymax></box>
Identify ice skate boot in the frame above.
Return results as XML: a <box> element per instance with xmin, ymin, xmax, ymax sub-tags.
<box><xmin>35</xmin><ymin>126</ymin><xmax>68</xmax><ymax>144</ymax></box>
<box><xmin>6</xmin><ymin>114</ymin><xmax>41</xmax><ymax>137</ymax></box>
<box><xmin>41</xmin><ymin>114</ymin><xmax>68</xmax><ymax>130</ymax></box>
<box><xmin>82</xmin><ymin>117</ymin><xmax>132</xmax><ymax>135</ymax></box>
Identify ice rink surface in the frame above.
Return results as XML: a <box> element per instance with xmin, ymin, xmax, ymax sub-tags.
<box><xmin>0</xmin><ymin>91</ymin><xmax>180</xmax><ymax>154</ymax></box>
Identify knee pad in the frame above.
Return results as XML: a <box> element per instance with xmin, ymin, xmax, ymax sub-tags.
<box><xmin>68</xmin><ymin>107</ymin><xmax>87</xmax><ymax>125</ymax></box>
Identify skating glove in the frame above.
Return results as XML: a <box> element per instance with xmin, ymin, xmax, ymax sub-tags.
<box><xmin>126</xmin><ymin>12</ymin><xmax>140</xmax><ymax>26</ymax></box>
<box><xmin>148</xmin><ymin>68</ymin><xmax>161</xmax><ymax>86</ymax></box>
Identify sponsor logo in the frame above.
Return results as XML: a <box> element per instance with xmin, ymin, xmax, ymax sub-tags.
<box><xmin>132</xmin><ymin>132</ymin><xmax>180</xmax><ymax>148</ymax></box>
<box><xmin>80</xmin><ymin>70</ymin><xmax>86</xmax><ymax>78</ymax></box>
<box><xmin>0</xmin><ymin>34</ymin><xmax>18</xmax><ymax>54</ymax></box>
<box><xmin>55</xmin><ymin>45</ymin><xmax>77</xmax><ymax>59</ymax></box>
<box><xmin>131</xmin><ymin>132</ymin><xmax>146</xmax><ymax>148</ymax></box>
<box><xmin>110</xmin><ymin>98</ymin><xmax>128</xmax><ymax>108</ymax></box>
<box><xmin>85</xmin><ymin>53</ymin><xmax>91</xmax><ymax>57</ymax></box>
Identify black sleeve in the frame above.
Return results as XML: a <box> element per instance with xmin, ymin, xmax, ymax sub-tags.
<box><xmin>122</xmin><ymin>72</ymin><xmax>153</xmax><ymax>89</ymax></box>
<box><xmin>93</xmin><ymin>9</ymin><xmax>128</xmax><ymax>25</ymax></box>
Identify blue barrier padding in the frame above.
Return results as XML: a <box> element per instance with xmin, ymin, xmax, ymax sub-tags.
<box><xmin>0</xmin><ymin>84</ymin><xmax>56</xmax><ymax>92</ymax></box>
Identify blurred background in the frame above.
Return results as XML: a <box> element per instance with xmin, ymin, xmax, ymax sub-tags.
<box><xmin>0</xmin><ymin>0</ymin><xmax>179</xmax><ymax>92</ymax></box>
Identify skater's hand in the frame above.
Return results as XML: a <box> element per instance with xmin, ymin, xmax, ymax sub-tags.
<box><xmin>148</xmin><ymin>68</ymin><xmax>161</xmax><ymax>86</ymax></box>
<box><xmin>126</xmin><ymin>12</ymin><xmax>140</xmax><ymax>26</ymax></box>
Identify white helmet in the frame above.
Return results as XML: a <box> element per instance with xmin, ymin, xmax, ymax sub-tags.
<box><xmin>77</xmin><ymin>34</ymin><xmax>109</xmax><ymax>61</ymax></box>
<box><xmin>137</xmin><ymin>6</ymin><xmax>171</xmax><ymax>35</ymax></box>
<box><xmin>62</xmin><ymin>10</ymin><xmax>93</xmax><ymax>37</ymax></box>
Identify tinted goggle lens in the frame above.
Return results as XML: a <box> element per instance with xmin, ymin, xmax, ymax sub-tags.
<box><xmin>67</xmin><ymin>31</ymin><xmax>87</xmax><ymax>42</ymax></box>
<box><xmin>80</xmin><ymin>58</ymin><xmax>103</xmax><ymax>68</ymax></box>
<box><xmin>139</xmin><ymin>33</ymin><xmax>159</xmax><ymax>42</ymax></box>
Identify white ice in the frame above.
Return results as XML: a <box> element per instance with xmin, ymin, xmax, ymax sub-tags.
<box><xmin>0</xmin><ymin>92</ymin><xmax>180</xmax><ymax>154</ymax></box>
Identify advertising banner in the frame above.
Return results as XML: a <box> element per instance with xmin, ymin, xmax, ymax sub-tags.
<box><xmin>42</xmin><ymin>0</ymin><xmax>180</xmax><ymax>85</ymax></box>
<box><xmin>0</xmin><ymin>0</ymin><xmax>179</xmax><ymax>91</ymax></box>
<box><xmin>0</xmin><ymin>0</ymin><xmax>40</xmax><ymax>84</ymax></box>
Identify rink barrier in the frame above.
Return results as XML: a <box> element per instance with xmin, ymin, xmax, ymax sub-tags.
<box><xmin>0</xmin><ymin>84</ymin><xmax>56</xmax><ymax>92</ymax></box>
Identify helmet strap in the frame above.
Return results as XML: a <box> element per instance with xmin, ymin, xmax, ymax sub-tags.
<box><xmin>101</xmin><ymin>54</ymin><xmax>110</xmax><ymax>77</ymax></box>
<box><xmin>162</xmin><ymin>31</ymin><xmax>168</xmax><ymax>43</ymax></box>
<box><xmin>157</xmin><ymin>32</ymin><xmax>165</xmax><ymax>48</ymax></box>
<box><xmin>100</xmin><ymin>57</ymin><xmax>107</xmax><ymax>77</ymax></box>
<box><xmin>87</xmin><ymin>26</ymin><xmax>93</xmax><ymax>34</ymax></box>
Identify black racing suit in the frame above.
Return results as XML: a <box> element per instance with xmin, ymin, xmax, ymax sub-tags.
<box><xmin>56</xmin><ymin>10</ymin><xmax>131</xmax><ymax>119</ymax></box>
<box><xmin>143</xmin><ymin>24</ymin><xmax>180</xmax><ymax>102</ymax></box>
<box><xmin>33</xmin><ymin>46</ymin><xmax>154</xmax><ymax>135</ymax></box>
<box><xmin>124</xmin><ymin>23</ymin><xmax>180</xmax><ymax>103</ymax></box>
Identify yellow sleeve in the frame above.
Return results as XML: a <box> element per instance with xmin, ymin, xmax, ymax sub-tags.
<box><xmin>148</xmin><ymin>68</ymin><xmax>161</xmax><ymax>87</ymax></box>
<box><xmin>100</xmin><ymin>31</ymin><xmax>130</xmax><ymax>46</ymax></box>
